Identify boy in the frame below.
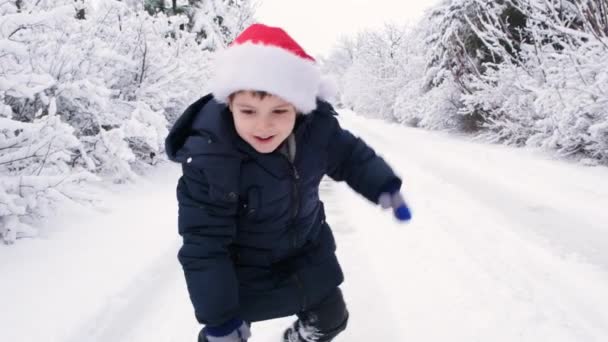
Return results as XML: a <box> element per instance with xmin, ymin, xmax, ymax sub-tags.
<box><xmin>165</xmin><ymin>24</ymin><xmax>411</xmax><ymax>342</ymax></box>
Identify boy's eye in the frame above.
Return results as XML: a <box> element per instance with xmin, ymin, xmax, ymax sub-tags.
<box><xmin>273</xmin><ymin>109</ymin><xmax>288</xmax><ymax>114</ymax></box>
<box><xmin>241</xmin><ymin>109</ymin><xmax>255</xmax><ymax>115</ymax></box>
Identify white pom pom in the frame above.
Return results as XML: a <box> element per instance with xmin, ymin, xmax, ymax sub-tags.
<box><xmin>318</xmin><ymin>75</ymin><xmax>338</xmax><ymax>102</ymax></box>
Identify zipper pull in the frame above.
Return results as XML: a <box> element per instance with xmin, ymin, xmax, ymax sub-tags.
<box><xmin>292</xmin><ymin>165</ymin><xmax>300</xmax><ymax>180</ymax></box>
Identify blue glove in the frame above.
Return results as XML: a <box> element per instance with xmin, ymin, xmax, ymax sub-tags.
<box><xmin>378</xmin><ymin>190</ymin><xmax>412</xmax><ymax>222</ymax></box>
<box><xmin>200</xmin><ymin>318</ymin><xmax>251</xmax><ymax>342</ymax></box>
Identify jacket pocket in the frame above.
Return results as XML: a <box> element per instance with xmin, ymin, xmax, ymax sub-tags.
<box><xmin>239</xmin><ymin>186</ymin><xmax>261</xmax><ymax>221</ymax></box>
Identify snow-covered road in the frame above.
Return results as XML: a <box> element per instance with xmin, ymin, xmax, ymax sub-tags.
<box><xmin>335</xmin><ymin>111</ymin><xmax>608</xmax><ymax>341</ymax></box>
<box><xmin>2</xmin><ymin>110</ymin><xmax>608</xmax><ymax>342</ymax></box>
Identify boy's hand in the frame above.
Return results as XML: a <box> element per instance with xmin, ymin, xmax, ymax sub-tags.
<box><xmin>378</xmin><ymin>191</ymin><xmax>412</xmax><ymax>222</ymax></box>
<box><xmin>200</xmin><ymin>319</ymin><xmax>250</xmax><ymax>342</ymax></box>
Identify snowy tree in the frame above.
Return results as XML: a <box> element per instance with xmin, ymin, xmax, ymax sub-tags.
<box><xmin>339</xmin><ymin>25</ymin><xmax>411</xmax><ymax>121</ymax></box>
<box><xmin>323</xmin><ymin>5</ymin><xmax>464</xmax><ymax>130</ymax></box>
<box><xmin>325</xmin><ymin>0</ymin><xmax>608</xmax><ymax>164</ymax></box>
<box><xmin>143</xmin><ymin>0</ymin><xmax>255</xmax><ymax>49</ymax></box>
<box><xmin>185</xmin><ymin>0</ymin><xmax>255</xmax><ymax>49</ymax></box>
<box><xmin>392</xmin><ymin>5</ymin><xmax>464</xmax><ymax>130</ymax></box>
<box><xmin>1</xmin><ymin>0</ymin><xmax>251</xmax><ymax>243</ymax></box>
<box><xmin>459</xmin><ymin>0</ymin><xmax>608</xmax><ymax>162</ymax></box>
<box><xmin>323</xmin><ymin>36</ymin><xmax>357</xmax><ymax>76</ymax></box>
<box><xmin>418</xmin><ymin>0</ymin><xmax>530</xmax><ymax>131</ymax></box>
<box><xmin>322</xmin><ymin>36</ymin><xmax>357</xmax><ymax>85</ymax></box>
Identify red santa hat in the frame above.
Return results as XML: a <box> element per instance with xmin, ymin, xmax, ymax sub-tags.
<box><xmin>209</xmin><ymin>23</ymin><xmax>336</xmax><ymax>114</ymax></box>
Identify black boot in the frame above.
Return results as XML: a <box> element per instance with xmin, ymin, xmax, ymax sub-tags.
<box><xmin>282</xmin><ymin>288</ymin><xmax>349</xmax><ymax>342</ymax></box>
<box><xmin>282</xmin><ymin>321</ymin><xmax>303</xmax><ymax>342</ymax></box>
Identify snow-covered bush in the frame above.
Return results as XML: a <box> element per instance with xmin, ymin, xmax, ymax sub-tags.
<box><xmin>0</xmin><ymin>98</ymin><xmax>100</xmax><ymax>243</ymax></box>
<box><xmin>0</xmin><ymin>0</ymin><xmax>252</xmax><ymax>243</ymax></box>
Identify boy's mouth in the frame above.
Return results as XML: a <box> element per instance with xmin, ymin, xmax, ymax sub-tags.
<box><xmin>254</xmin><ymin>135</ymin><xmax>275</xmax><ymax>143</ymax></box>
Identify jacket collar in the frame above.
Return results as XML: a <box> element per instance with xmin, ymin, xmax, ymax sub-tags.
<box><xmin>166</xmin><ymin>95</ymin><xmax>334</xmax><ymax>178</ymax></box>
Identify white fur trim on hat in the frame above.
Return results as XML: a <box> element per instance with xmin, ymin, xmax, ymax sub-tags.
<box><xmin>209</xmin><ymin>43</ymin><xmax>332</xmax><ymax>114</ymax></box>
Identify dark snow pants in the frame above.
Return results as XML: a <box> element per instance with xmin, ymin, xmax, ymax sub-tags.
<box><xmin>199</xmin><ymin>288</ymin><xmax>348</xmax><ymax>342</ymax></box>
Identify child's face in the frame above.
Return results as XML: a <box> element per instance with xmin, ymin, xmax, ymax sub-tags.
<box><xmin>229</xmin><ymin>91</ymin><xmax>297</xmax><ymax>154</ymax></box>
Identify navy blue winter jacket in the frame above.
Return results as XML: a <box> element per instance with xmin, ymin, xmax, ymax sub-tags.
<box><xmin>165</xmin><ymin>94</ymin><xmax>401</xmax><ymax>326</ymax></box>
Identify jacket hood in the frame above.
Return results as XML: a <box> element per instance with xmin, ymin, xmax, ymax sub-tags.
<box><xmin>165</xmin><ymin>94</ymin><xmax>239</xmax><ymax>163</ymax></box>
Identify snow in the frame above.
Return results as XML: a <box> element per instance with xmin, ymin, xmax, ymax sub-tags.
<box><xmin>2</xmin><ymin>110</ymin><xmax>608</xmax><ymax>341</ymax></box>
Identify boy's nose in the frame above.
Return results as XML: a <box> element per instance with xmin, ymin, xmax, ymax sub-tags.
<box><xmin>255</xmin><ymin>117</ymin><xmax>274</xmax><ymax>131</ymax></box>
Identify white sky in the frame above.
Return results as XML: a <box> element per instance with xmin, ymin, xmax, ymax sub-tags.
<box><xmin>254</xmin><ymin>0</ymin><xmax>441</xmax><ymax>57</ymax></box>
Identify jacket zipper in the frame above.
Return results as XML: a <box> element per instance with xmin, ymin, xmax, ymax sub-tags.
<box><xmin>290</xmin><ymin>163</ymin><xmax>300</xmax><ymax>218</ymax></box>
<box><xmin>288</xmin><ymin>161</ymin><xmax>300</xmax><ymax>248</ymax></box>
<box><xmin>281</xmin><ymin>140</ymin><xmax>306</xmax><ymax>311</ymax></box>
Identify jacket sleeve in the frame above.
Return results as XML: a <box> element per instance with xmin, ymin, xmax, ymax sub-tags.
<box><xmin>177</xmin><ymin>163</ymin><xmax>239</xmax><ymax>326</ymax></box>
<box><xmin>325</xmin><ymin>115</ymin><xmax>402</xmax><ymax>203</ymax></box>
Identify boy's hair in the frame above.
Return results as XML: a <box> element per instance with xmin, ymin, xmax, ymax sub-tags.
<box><xmin>228</xmin><ymin>90</ymin><xmax>271</xmax><ymax>103</ymax></box>
<box><xmin>227</xmin><ymin>90</ymin><xmax>303</xmax><ymax>116</ymax></box>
